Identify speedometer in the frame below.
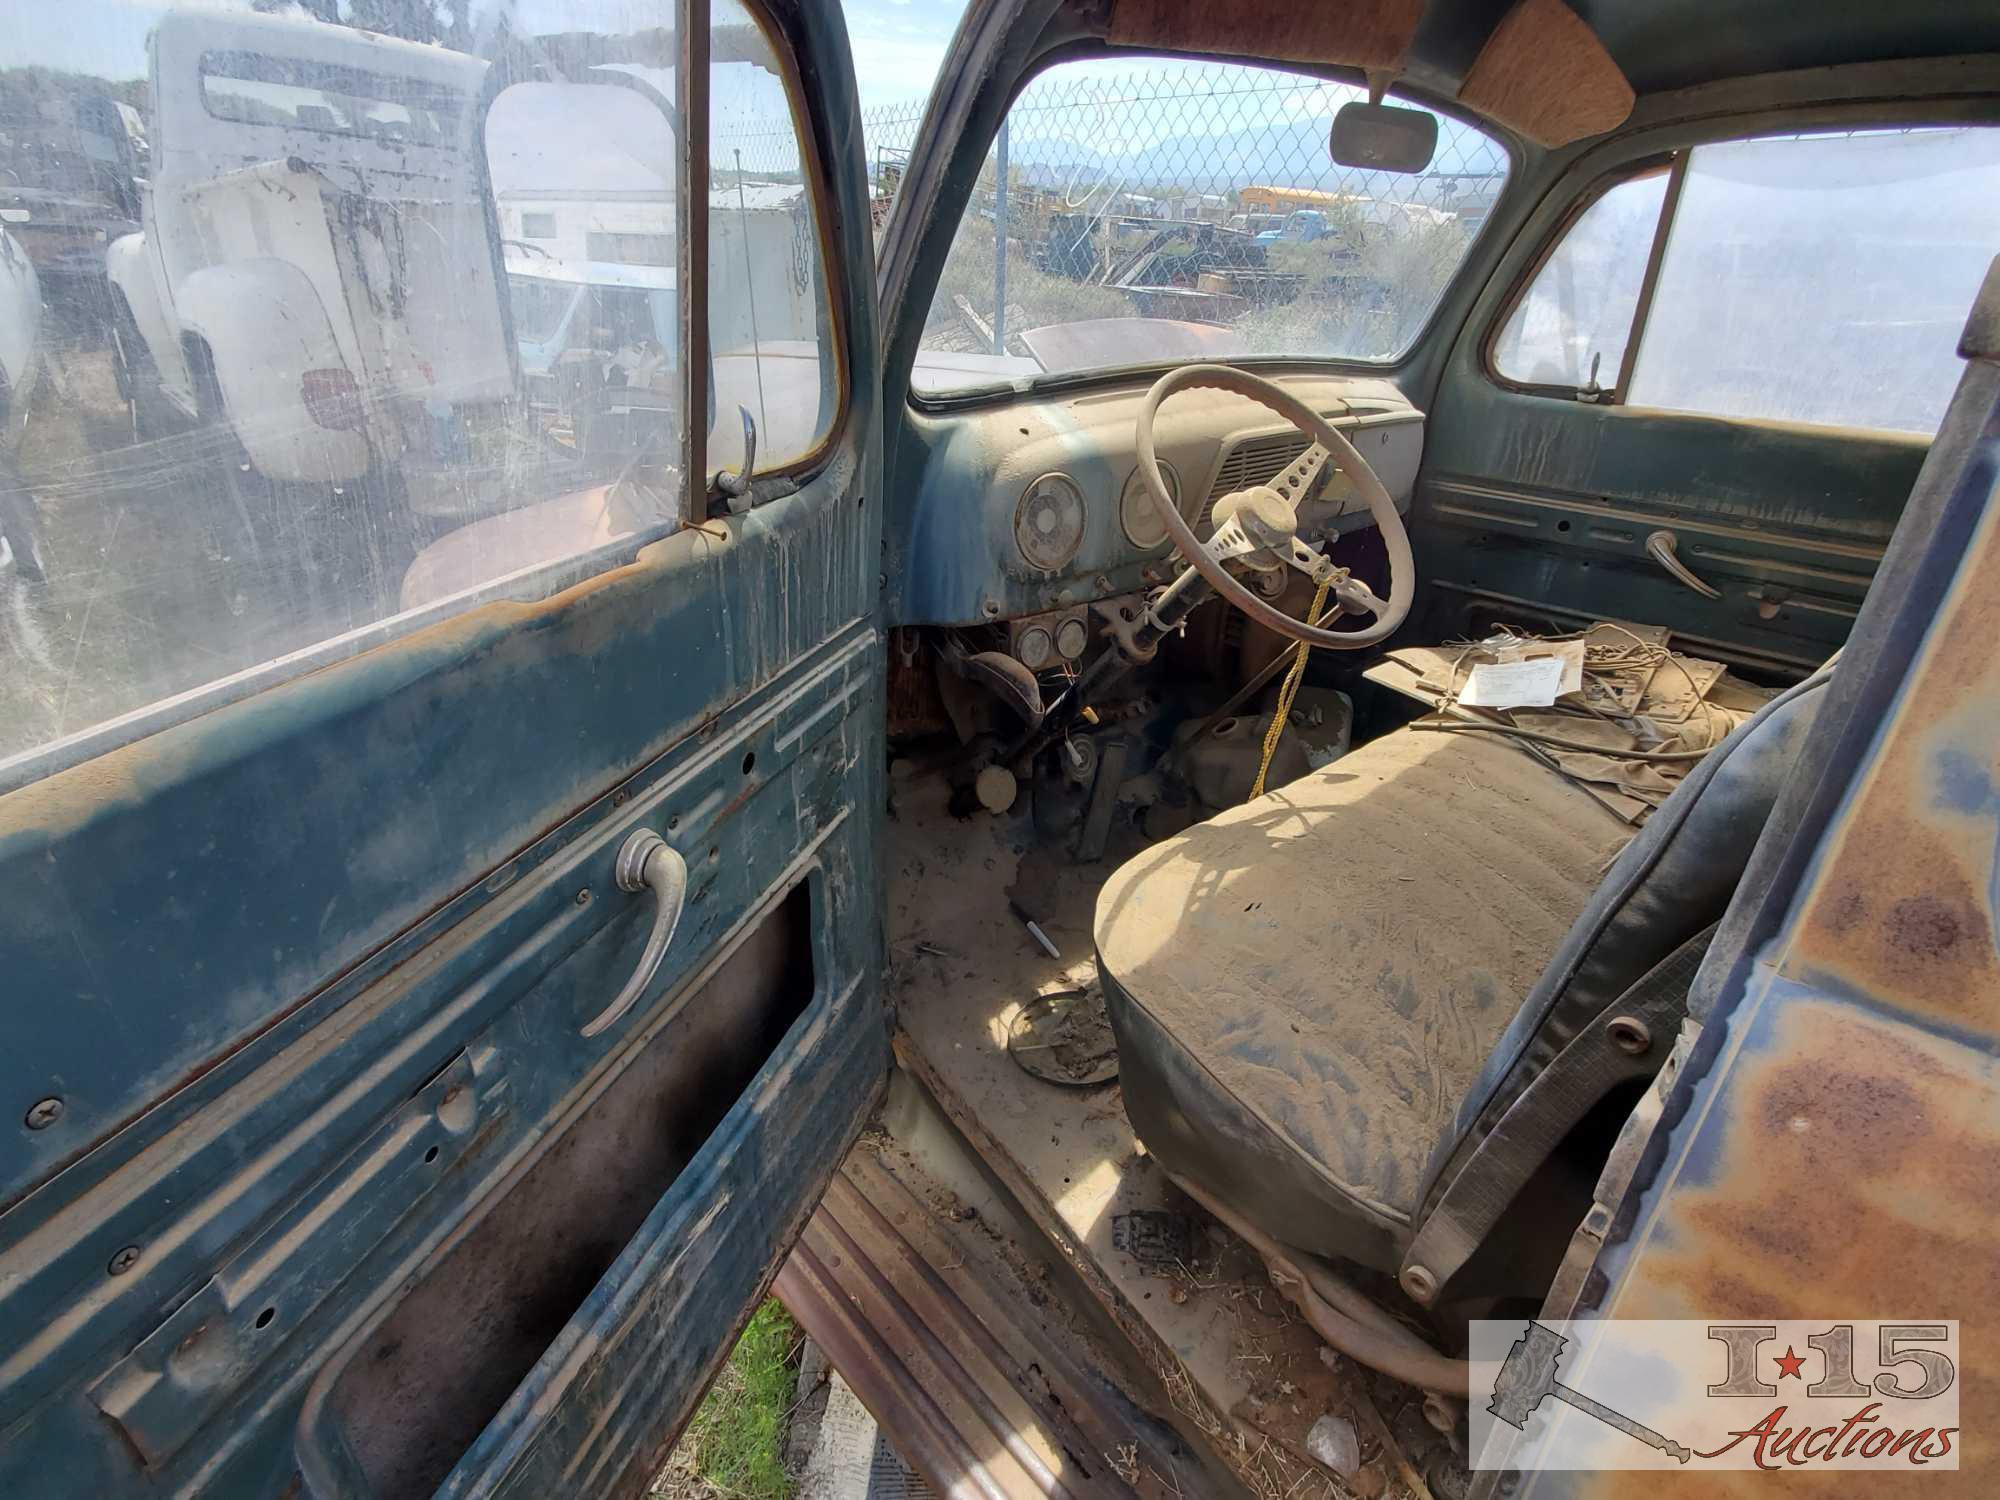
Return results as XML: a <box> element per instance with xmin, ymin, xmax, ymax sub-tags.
<box><xmin>1119</xmin><ymin>460</ymin><xmax>1182</xmax><ymax>550</ymax></box>
<box><xmin>1015</xmin><ymin>472</ymin><xmax>1086</xmax><ymax>572</ymax></box>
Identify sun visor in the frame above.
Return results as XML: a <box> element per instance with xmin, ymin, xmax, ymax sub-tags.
<box><xmin>1458</xmin><ymin>0</ymin><xmax>1635</xmax><ymax>146</ymax></box>
<box><xmin>1107</xmin><ymin>0</ymin><xmax>1426</xmax><ymax>74</ymax></box>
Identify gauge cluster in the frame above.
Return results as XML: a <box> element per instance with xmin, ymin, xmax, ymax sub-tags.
<box><xmin>1007</xmin><ymin>608</ymin><xmax>1092</xmax><ymax>670</ymax></box>
<box><xmin>1014</xmin><ymin>472</ymin><xmax>1087</xmax><ymax>572</ymax></box>
<box><xmin>1119</xmin><ymin>460</ymin><xmax>1183</xmax><ymax>550</ymax></box>
<box><xmin>890</xmin><ymin>374</ymin><xmax>1423</xmax><ymax>629</ymax></box>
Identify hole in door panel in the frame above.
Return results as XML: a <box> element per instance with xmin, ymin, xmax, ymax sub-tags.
<box><xmin>322</xmin><ymin>883</ymin><xmax>814</xmax><ymax>1498</ymax></box>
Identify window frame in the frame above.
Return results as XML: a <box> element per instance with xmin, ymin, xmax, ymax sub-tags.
<box><xmin>902</xmin><ymin>47</ymin><xmax>1522</xmax><ymax>413</ymax></box>
<box><xmin>695</xmin><ymin>0</ymin><xmax>854</xmax><ymax>510</ymax></box>
<box><xmin>1479</xmin><ymin>109</ymin><xmax>2000</xmax><ymax>432</ymax></box>
<box><xmin>1480</xmin><ymin>154</ymin><xmax>1678</xmax><ymax>402</ymax></box>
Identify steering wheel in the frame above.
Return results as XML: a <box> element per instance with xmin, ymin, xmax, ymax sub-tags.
<box><xmin>1135</xmin><ymin>364</ymin><xmax>1414</xmax><ymax>649</ymax></box>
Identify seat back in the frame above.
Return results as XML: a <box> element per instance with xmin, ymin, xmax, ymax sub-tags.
<box><xmin>1399</xmin><ymin>669</ymin><xmax>1831</xmax><ymax>1306</ymax></box>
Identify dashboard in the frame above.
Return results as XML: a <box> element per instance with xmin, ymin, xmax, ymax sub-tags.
<box><xmin>890</xmin><ymin>372</ymin><xmax>1424</xmax><ymax>629</ymax></box>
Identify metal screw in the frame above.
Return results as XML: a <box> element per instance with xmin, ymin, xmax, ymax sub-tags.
<box><xmin>24</xmin><ymin>1097</ymin><xmax>63</xmax><ymax>1130</ymax></box>
<box><xmin>107</xmin><ymin>1246</ymin><xmax>141</xmax><ymax>1276</ymax></box>
<box><xmin>1607</xmin><ymin>1015</ymin><xmax>1652</xmax><ymax>1056</ymax></box>
<box><xmin>575</xmin><ymin>888</ymin><xmax>592</xmax><ymax>907</ymax></box>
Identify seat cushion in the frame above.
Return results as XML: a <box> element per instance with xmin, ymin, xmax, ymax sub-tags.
<box><xmin>1097</xmin><ymin>726</ymin><xmax>1628</xmax><ymax>1268</ymax></box>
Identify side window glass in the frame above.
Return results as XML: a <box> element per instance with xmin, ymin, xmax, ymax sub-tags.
<box><xmin>1492</xmin><ymin>170</ymin><xmax>1668</xmax><ymax>391</ymax></box>
<box><xmin>840</xmin><ymin>3</ymin><xmax>972</xmax><ymax>228</ymax></box>
<box><xmin>0</xmin><ymin>0</ymin><xmax>834</xmax><ymax>783</ymax></box>
<box><xmin>1626</xmin><ymin>129</ymin><xmax>2000</xmax><ymax>433</ymax></box>
<box><xmin>710</xmin><ymin>0</ymin><xmax>835</xmax><ymax>472</ymax></box>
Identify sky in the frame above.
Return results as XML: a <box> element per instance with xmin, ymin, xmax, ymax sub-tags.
<box><xmin>838</xmin><ymin>0</ymin><xmax>966</xmax><ymax>109</ymax></box>
<box><xmin>5</xmin><ymin>0</ymin><xmax>975</xmax><ymax>109</ymax></box>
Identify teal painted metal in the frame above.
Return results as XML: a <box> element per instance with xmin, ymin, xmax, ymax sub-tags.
<box><xmin>0</xmin><ymin>0</ymin><xmax>887</xmax><ymax>1493</ymax></box>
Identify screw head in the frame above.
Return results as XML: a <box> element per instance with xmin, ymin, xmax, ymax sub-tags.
<box><xmin>24</xmin><ymin>1097</ymin><xmax>63</xmax><ymax>1130</ymax></box>
<box><xmin>574</xmin><ymin>887</ymin><xmax>592</xmax><ymax>906</ymax></box>
<box><xmin>107</xmin><ymin>1245</ymin><xmax>141</xmax><ymax>1276</ymax></box>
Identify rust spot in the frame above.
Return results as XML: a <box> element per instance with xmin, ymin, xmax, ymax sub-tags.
<box><xmin>1595</xmin><ymin>1005</ymin><xmax>2000</xmax><ymax>1491</ymax></box>
<box><xmin>1884</xmin><ymin>894</ymin><xmax>1965</xmax><ymax>958</ymax></box>
<box><xmin>1784</xmin><ymin>506</ymin><xmax>2000</xmax><ymax>1028</ymax></box>
<box><xmin>1818</xmin><ymin>882</ymin><xmax>1869</xmax><ymax>937</ymax></box>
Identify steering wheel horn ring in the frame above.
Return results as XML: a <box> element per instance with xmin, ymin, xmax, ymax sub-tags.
<box><xmin>1134</xmin><ymin>364</ymin><xmax>1415</xmax><ymax>649</ymax></box>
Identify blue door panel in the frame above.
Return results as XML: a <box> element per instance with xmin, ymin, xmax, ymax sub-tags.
<box><xmin>0</xmin><ymin>484</ymin><xmax>874</xmax><ymax>1213</ymax></box>
<box><xmin>0</xmin><ymin>618</ymin><xmax>886</xmax><ymax>1494</ymax></box>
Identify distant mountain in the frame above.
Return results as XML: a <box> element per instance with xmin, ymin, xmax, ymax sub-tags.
<box><xmin>1003</xmin><ymin>116</ymin><xmax>1502</xmax><ymax>204</ymax></box>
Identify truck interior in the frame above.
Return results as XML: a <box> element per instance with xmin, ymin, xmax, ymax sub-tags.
<box><xmin>837</xmin><ymin>3</ymin><xmax>1996</xmax><ymax>1492</ymax></box>
<box><xmin>2</xmin><ymin>0</ymin><xmax>1997</xmax><ymax>1497</ymax></box>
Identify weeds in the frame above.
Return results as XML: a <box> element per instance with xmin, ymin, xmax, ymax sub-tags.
<box><xmin>652</xmin><ymin>1300</ymin><xmax>803</xmax><ymax>1500</ymax></box>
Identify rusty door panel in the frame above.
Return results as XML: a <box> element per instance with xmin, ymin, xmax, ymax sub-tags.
<box><xmin>1506</xmin><ymin>260</ymin><xmax>2000</xmax><ymax>1496</ymax></box>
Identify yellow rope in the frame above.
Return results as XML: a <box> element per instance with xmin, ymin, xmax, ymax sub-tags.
<box><xmin>1252</xmin><ymin>575</ymin><xmax>1333</xmax><ymax>798</ymax></box>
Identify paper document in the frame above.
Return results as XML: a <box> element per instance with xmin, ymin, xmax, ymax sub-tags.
<box><xmin>1460</xmin><ymin>656</ymin><xmax>1567</xmax><ymax>709</ymax></box>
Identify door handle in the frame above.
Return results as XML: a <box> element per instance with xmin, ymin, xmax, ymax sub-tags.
<box><xmin>580</xmin><ymin>829</ymin><xmax>689</xmax><ymax>1038</ymax></box>
<box><xmin>1644</xmin><ymin>529</ymin><xmax>1721</xmax><ymax>599</ymax></box>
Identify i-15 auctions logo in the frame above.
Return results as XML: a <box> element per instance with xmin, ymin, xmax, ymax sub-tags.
<box><xmin>1469</xmin><ymin>1320</ymin><xmax>1960</xmax><ymax>1471</ymax></box>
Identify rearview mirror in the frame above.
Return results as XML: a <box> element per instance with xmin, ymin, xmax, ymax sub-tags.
<box><xmin>1330</xmin><ymin>102</ymin><xmax>1438</xmax><ymax>174</ymax></box>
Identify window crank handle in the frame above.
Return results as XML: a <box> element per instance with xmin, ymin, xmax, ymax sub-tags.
<box><xmin>1645</xmin><ymin>529</ymin><xmax>1721</xmax><ymax>599</ymax></box>
<box><xmin>579</xmin><ymin>829</ymin><xmax>689</xmax><ymax>1038</ymax></box>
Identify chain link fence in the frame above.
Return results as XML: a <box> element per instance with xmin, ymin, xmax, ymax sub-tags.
<box><xmin>721</xmin><ymin>62</ymin><xmax>1508</xmax><ymax>383</ymax></box>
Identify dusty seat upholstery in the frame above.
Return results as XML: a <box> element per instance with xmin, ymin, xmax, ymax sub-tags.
<box><xmin>1097</xmin><ymin>674</ymin><xmax>1828</xmax><ymax>1277</ymax></box>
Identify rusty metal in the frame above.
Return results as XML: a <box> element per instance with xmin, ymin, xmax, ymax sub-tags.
<box><xmin>1502</xmin><ymin>259</ymin><xmax>2000</xmax><ymax>1498</ymax></box>
<box><xmin>775</xmin><ymin>1150</ymin><xmax>1180</xmax><ymax>1499</ymax></box>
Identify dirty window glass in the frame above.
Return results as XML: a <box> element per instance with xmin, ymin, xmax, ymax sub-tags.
<box><xmin>709</xmin><ymin>0</ymin><xmax>834</xmax><ymax>471</ymax></box>
<box><xmin>1627</xmin><ymin>129</ymin><xmax>2000</xmax><ymax>434</ymax></box>
<box><xmin>1493</xmin><ymin>170</ymin><xmax>1668</xmax><ymax>392</ymax></box>
<box><xmin>199</xmin><ymin>50</ymin><xmax>465</xmax><ymax>142</ymax></box>
<box><xmin>834</xmin><ymin>1</ymin><xmax>971</xmax><ymax>229</ymax></box>
<box><xmin>911</xmin><ymin>59</ymin><xmax>1510</xmax><ymax>395</ymax></box>
<box><xmin>0</xmin><ymin>0</ymin><xmax>831</xmax><ymax>780</ymax></box>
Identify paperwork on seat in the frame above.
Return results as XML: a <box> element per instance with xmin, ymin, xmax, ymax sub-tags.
<box><xmin>1364</xmin><ymin>623</ymin><xmax>1778</xmax><ymax>823</ymax></box>
<box><xmin>1459</xmin><ymin>656</ymin><xmax>1565</xmax><ymax>707</ymax></box>
<box><xmin>1457</xmin><ymin>639</ymin><xmax>1585</xmax><ymax>707</ymax></box>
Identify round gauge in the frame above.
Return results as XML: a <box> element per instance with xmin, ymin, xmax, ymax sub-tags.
<box><xmin>1015</xmin><ymin>472</ymin><xmax>1087</xmax><ymax>572</ymax></box>
<box><xmin>1120</xmin><ymin>460</ymin><xmax>1183</xmax><ymax>550</ymax></box>
<box><xmin>1054</xmin><ymin>617</ymin><xmax>1089</xmax><ymax>661</ymax></box>
<box><xmin>1015</xmin><ymin>624</ymin><xmax>1055</xmax><ymax>671</ymax></box>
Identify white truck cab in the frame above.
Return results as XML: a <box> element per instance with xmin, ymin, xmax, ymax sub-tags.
<box><xmin>108</xmin><ymin>11</ymin><xmax>513</xmax><ymax>509</ymax></box>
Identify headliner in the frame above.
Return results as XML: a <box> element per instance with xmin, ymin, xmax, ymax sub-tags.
<box><xmin>1570</xmin><ymin>0</ymin><xmax>2000</xmax><ymax>95</ymax></box>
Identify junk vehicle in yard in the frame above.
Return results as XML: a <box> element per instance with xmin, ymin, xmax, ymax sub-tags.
<box><xmin>106</xmin><ymin>10</ymin><xmax>518</xmax><ymax>518</ymax></box>
<box><xmin>0</xmin><ymin>227</ymin><xmax>46</xmax><ymax>580</ymax></box>
<box><xmin>3</xmin><ymin>1</ymin><xmax>2000</xmax><ymax>1498</ymax></box>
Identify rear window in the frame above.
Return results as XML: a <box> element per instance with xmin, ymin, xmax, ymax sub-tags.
<box><xmin>199</xmin><ymin>50</ymin><xmax>466</xmax><ymax>144</ymax></box>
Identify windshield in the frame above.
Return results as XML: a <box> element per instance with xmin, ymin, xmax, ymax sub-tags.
<box><xmin>907</xmin><ymin>59</ymin><xmax>1510</xmax><ymax>395</ymax></box>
